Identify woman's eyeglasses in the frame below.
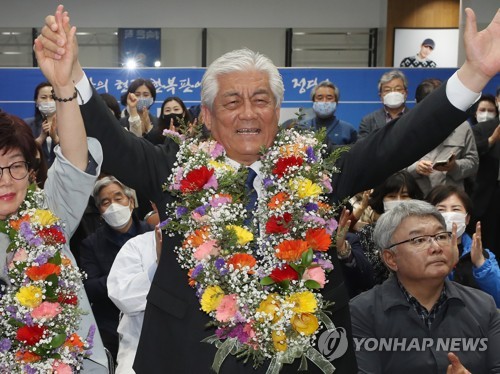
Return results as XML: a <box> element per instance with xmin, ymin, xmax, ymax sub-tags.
<box><xmin>0</xmin><ymin>161</ymin><xmax>30</xmax><ymax>180</ymax></box>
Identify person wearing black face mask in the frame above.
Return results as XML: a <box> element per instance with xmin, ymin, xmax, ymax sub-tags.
<box><xmin>144</xmin><ymin>96</ymin><xmax>192</xmax><ymax>145</ymax></box>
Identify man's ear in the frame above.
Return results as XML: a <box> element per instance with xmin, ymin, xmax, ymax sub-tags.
<box><xmin>382</xmin><ymin>249</ymin><xmax>398</xmax><ymax>272</ymax></box>
<box><xmin>201</xmin><ymin>105</ymin><xmax>212</xmax><ymax>131</ymax></box>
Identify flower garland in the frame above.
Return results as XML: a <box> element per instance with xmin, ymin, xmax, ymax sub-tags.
<box><xmin>0</xmin><ymin>186</ymin><xmax>94</xmax><ymax>373</ymax></box>
<box><xmin>163</xmin><ymin>128</ymin><xmax>345</xmax><ymax>373</ymax></box>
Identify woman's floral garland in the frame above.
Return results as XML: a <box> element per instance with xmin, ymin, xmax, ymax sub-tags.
<box><xmin>163</xmin><ymin>128</ymin><xmax>344</xmax><ymax>373</ymax></box>
<box><xmin>0</xmin><ymin>186</ymin><xmax>94</xmax><ymax>373</ymax></box>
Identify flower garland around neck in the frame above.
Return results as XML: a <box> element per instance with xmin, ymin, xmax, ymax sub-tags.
<box><xmin>0</xmin><ymin>185</ymin><xmax>94</xmax><ymax>373</ymax></box>
<box><xmin>163</xmin><ymin>128</ymin><xmax>346</xmax><ymax>373</ymax></box>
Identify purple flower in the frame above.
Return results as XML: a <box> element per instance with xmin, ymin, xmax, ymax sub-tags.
<box><xmin>302</xmin><ymin>215</ymin><xmax>326</xmax><ymax>225</ymax></box>
<box><xmin>191</xmin><ymin>264</ymin><xmax>203</xmax><ymax>279</ymax></box>
<box><xmin>306</xmin><ymin>146</ymin><xmax>317</xmax><ymax>162</ymax></box>
<box><xmin>210</xmin><ymin>142</ymin><xmax>225</xmax><ymax>158</ymax></box>
<box><xmin>23</xmin><ymin>313</ymin><xmax>34</xmax><ymax>327</ymax></box>
<box><xmin>314</xmin><ymin>256</ymin><xmax>334</xmax><ymax>271</ymax></box>
<box><xmin>209</xmin><ymin>196</ymin><xmax>231</xmax><ymax>208</ymax></box>
<box><xmin>193</xmin><ymin>205</ymin><xmax>208</xmax><ymax>216</ymax></box>
<box><xmin>203</xmin><ymin>174</ymin><xmax>218</xmax><ymax>190</ymax></box>
<box><xmin>304</xmin><ymin>203</ymin><xmax>318</xmax><ymax>212</ymax></box>
<box><xmin>214</xmin><ymin>258</ymin><xmax>228</xmax><ymax>275</ymax></box>
<box><xmin>263</xmin><ymin>178</ymin><xmax>273</xmax><ymax>189</ymax></box>
<box><xmin>86</xmin><ymin>324</ymin><xmax>96</xmax><ymax>352</ymax></box>
<box><xmin>227</xmin><ymin>324</ymin><xmax>250</xmax><ymax>344</ymax></box>
<box><xmin>34</xmin><ymin>251</ymin><xmax>51</xmax><ymax>265</ymax></box>
<box><xmin>325</xmin><ymin>218</ymin><xmax>339</xmax><ymax>235</ymax></box>
<box><xmin>176</xmin><ymin>206</ymin><xmax>189</xmax><ymax>218</ymax></box>
<box><xmin>158</xmin><ymin>219</ymin><xmax>171</xmax><ymax>229</ymax></box>
<box><xmin>0</xmin><ymin>338</ymin><xmax>11</xmax><ymax>352</ymax></box>
<box><xmin>20</xmin><ymin>221</ymin><xmax>43</xmax><ymax>246</ymax></box>
<box><xmin>23</xmin><ymin>365</ymin><xmax>37</xmax><ymax>374</ymax></box>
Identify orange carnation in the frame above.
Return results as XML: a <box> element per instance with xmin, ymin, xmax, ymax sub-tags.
<box><xmin>267</xmin><ymin>192</ymin><xmax>290</xmax><ymax>210</ymax></box>
<box><xmin>317</xmin><ymin>202</ymin><xmax>331</xmax><ymax>212</ymax></box>
<box><xmin>187</xmin><ymin>268</ymin><xmax>197</xmax><ymax>287</ymax></box>
<box><xmin>15</xmin><ymin>350</ymin><xmax>42</xmax><ymax>363</ymax></box>
<box><xmin>279</xmin><ymin>144</ymin><xmax>307</xmax><ymax>157</ymax></box>
<box><xmin>275</xmin><ymin>240</ymin><xmax>308</xmax><ymax>261</ymax></box>
<box><xmin>183</xmin><ymin>226</ymin><xmax>210</xmax><ymax>248</ymax></box>
<box><xmin>9</xmin><ymin>214</ymin><xmax>30</xmax><ymax>231</ymax></box>
<box><xmin>25</xmin><ymin>263</ymin><xmax>61</xmax><ymax>281</ymax></box>
<box><xmin>64</xmin><ymin>333</ymin><xmax>85</xmax><ymax>349</ymax></box>
<box><xmin>305</xmin><ymin>228</ymin><xmax>332</xmax><ymax>251</ymax></box>
<box><xmin>227</xmin><ymin>253</ymin><xmax>257</xmax><ymax>272</ymax></box>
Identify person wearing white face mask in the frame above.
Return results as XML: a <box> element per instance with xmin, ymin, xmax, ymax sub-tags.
<box><xmin>473</xmin><ymin>94</ymin><xmax>499</xmax><ymax>124</ymax></box>
<box><xmin>119</xmin><ymin>78</ymin><xmax>159</xmax><ymax>138</ymax></box>
<box><xmin>358</xmin><ymin>70</ymin><xmax>409</xmax><ymax>140</ymax></box>
<box><xmin>24</xmin><ymin>81</ymin><xmax>59</xmax><ymax>167</ymax></box>
<box><xmin>79</xmin><ymin>176</ymin><xmax>153</xmax><ymax>363</ymax></box>
<box><xmin>427</xmin><ymin>185</ymin><xmax>500</xmax><ymax>307</ymax></box>
<box><xmin>302</xmin><ymin>81</ymin><xmax>357</xmax><ymax>145</ymax></box>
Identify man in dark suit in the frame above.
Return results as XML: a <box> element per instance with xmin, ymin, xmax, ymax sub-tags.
<box><xmin>471</xmin><ymin>117</ymin><xmax>500</xmax><ymax>257</ymax></box>
<box><xmin>38</xmin><ymin>6</ymin><xmax>500</xmax><ymax>373</ymax></box>
<box><xmin>358</xmin><ymin>70</ymin><xmax>410</xmax><ymax>140</ymax></box>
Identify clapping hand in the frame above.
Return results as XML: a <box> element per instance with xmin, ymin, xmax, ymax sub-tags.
<box><xmin>470</xmin><ymin>221</ymin><xmax>485</xmax><ymax>268</ymax></box>
<box><xmin>446</xmin><ymin>353</ymin><xmax>471</xmax><ymax>374</ymax></box>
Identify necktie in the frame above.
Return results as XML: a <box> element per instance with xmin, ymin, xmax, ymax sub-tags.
<box><xmin>244</xmin><ymin>168</ymin><xmax>258</xmax><ymax>227</ymax></box>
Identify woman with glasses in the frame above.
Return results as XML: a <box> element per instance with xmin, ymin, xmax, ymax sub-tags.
<box><xmin>0</xmin><ymin>14</ymin><xmax>108</xmax><ymax>372</ymax></box>
<box><xmin>426</xmin><ymin>185</ymin><xmax>500</xmax><ymax>307</ymax></box>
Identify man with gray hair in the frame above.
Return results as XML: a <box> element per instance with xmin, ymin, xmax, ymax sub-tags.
<box><xmin>302</xmin><ymin>80</ymin><xmax>357</xmax><ymax>145</ymax></box>
<box><xmin>350</xmin><ymin>200</ymin><xmax>500</xmax><ymax>373</ymax></box>
<box><xmin>39</xmin><ymin>5</ymin><xmax>500</xmax><ymax>373</ymax></box>
<box><xmin>358</xmin><ymin>70</ymin><xmax>409</xmax><ymax>140</ymax></box>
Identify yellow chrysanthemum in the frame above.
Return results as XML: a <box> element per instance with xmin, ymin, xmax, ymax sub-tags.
<box><xmin>226</xmin><ymin>225</ymin><xmax>254</xmax><ymax>246</ymax></box>
<box><xmin>208</xmin><ymin>160</ymin><xmax>235</xmax><ymax>173</ymax></box>
<box><xmin>288</xmin><ymin>178</ymin><xmax>322</xmax><ymax>199</ymax></box>
<box><xmin>291</xmin><ymin>313</ymin><xmax>319</xmax><ymax>335</ymax></box>
<box><xmin>286</xmin><ymin>291</ymin><xmax>317</xmax><ymax>314</ymax></box>
<box><xmin>32</xmin><ymin>209</ymin><xmax>58</xmax><ymax>226</ymax></box>
<box><xmin>16</xmin><ymin>285</ymin><xmax>43</xmax><ymax>308</ymax></box>
<box><xmin>256</xmin><ymin>294</ymin><xmax>281</xmax><ymax>323</ymax></box>
<box><xmin>271</xmin><ymin>330</ymin><xmax>288</xmax><ymax>352</ymax></box>
<box><xmin>200</xmin><ymin>285</ymin><xmax>225</xmax><ymax>313</ymax></box>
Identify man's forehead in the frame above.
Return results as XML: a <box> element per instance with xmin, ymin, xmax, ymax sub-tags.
<box><xmin>396</xmin><ymin>215</ymin><xmax>444</xmax><ymax>235</ymax></box>
<box><xmin>383</xmin><ymin>78</ymin><xmax>404</xmax><ymax>87</ymax></box>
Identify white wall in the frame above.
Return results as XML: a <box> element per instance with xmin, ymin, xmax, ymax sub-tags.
<box><xmin>5</xmin><ymin>0</ymin><xmax>387</xmax><ymax>28</ymax></box>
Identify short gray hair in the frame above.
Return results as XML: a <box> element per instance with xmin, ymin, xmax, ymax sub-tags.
<box><xmin>373</xmin><ymin>200</ymin><xmax>446</xmax><ymax>251</ymax></box>
<box><xmin>93</xmin><ymin>176</ymin><xmax>135</xmax><ymax>207</ymax></box>
<box><xmin>378</xmin><ymin>70</ymin><xmax>408</xmax><ymax>92</ymax></box>
<box><xmin>201</xmin><ymin>48</ymin><xmax>284</xmax><ymax>110</ymax></box>
<box><xmin>310</xmin><ymin>80</ymin><xmax>340</xmax><ymax>102</ymax></box>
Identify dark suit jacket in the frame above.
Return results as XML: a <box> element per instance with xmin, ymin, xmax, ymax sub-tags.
<box><xmin>80</xmin><ymin>82</ymin><xmax>467</xmax><ymax>374</ymax></box>
<box><xmin>471</xmin><ymin>117</ymin><xmax>500</xmax><ymax>218</ymax></box>
<box><xmin>357</xmin><ymin>105</ymin><xmax>409</xmax><ymax>140</ymax></box>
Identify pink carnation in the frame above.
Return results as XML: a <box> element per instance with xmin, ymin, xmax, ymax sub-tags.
<box><xmin>52</xmin><ymin>360</ymin><xmax>72</xmax><ymax>374</ymax></box>
<box><xmin>31</xmin><ymin>301</ymin><xmax>63</xmax><ymax>320</ymax></box>
<box><xmin>203</xmin><ymin>174</ymin><xmax>218</xmax><ymax>190</ymax></box>
<box><xmin>193</xmin><ymin>240</ymin><xmax>219</xmax><ymax>261</ymax></box>
<box><xmin>209</xmin><ymin>195</ymin><xmax>232</xmax><ymax>207</ymax></box>
<box><xmin>216</xmin><ymin>294</ymin><xmax>239</xmax><ymax>322</ymax></box>
<box><xmin>191</xmin><ymin>212</ymin><xmax>209</xmax><ymax>223</ymax></box>
<box><xmin>8</xmin><ymin>248</ymin><xmax>28</xmax><ymax>269</ymax></box>
<box><xmin>302</xmin><ymin>267</ymin><xmax>326</xmax><ymax>288</ymax></box>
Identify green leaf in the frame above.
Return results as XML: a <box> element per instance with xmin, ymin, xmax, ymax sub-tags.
<box><xmin>279</xmin><ymin>279</ymin><xmax>290</xmax><ymax>290</ymax></box>
<box><xmin>44</xmin><ymin>273</ymin><xmax>59</xmax><ymax>301</ymax></box>
<box><xmin>48</xmin><ymin>251</ymin><xmax>61</xmax><ymax>265</ymax></box>
<box><xmin>50</xmin><ymin>333</ymin><xmax>67</xmax><ymax>349</ymax></box>
<box><xmin>304</xmin><ymin>280</ymin><xmax>321</xmax><ymax>289</ymax></box>
<box><xmin>301</xmin><ymin>249</ymin><xmax>313</xmax><ymax>267</ymax></box>
<box><xmin>260</xmin><ymin>276</ymin><xmax>275</xmax><ymax>286</ymax></box>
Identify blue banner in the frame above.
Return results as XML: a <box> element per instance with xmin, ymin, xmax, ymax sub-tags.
<box><xmin>118</xmin><ymin>28</ymin><xmax>161</xmax><ymax>67</ymax></box>
<box><xmin>1</xmin><ymin>67</ymin><xmax>498</xmax><ymax>129</ymax></box>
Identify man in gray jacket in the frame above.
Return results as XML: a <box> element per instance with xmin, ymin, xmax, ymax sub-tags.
<box><xmin>350</xmin><ymin>200</ymin><xmax>500</xmax><ymax>373</ymax></box>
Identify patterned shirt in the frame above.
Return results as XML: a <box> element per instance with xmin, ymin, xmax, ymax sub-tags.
<box><xmin>397</xmin><ymin>278</ymin><xmax>448</xmax><ymax>329</ymax></box>
<box><xmin>400</xmin><ymin>55</ymin><xmax>437</xmax><ymax>68</ymax></box>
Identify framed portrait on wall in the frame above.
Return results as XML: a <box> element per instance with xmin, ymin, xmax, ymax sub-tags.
<box><xmin>393</xmin><ymin>28</ymin><xmax>459</xmax><ymax>68</ymax></box>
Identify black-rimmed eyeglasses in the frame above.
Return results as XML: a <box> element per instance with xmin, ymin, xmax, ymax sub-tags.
<box><xmin>388</xmin><ymin>231</ymin><xmax>452</xmax><ymax>251</ymax></box>
<box><xmin>0</xmin><ymin>161</ymin><xmax>29</xmax><ymax>180</ymax></box>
